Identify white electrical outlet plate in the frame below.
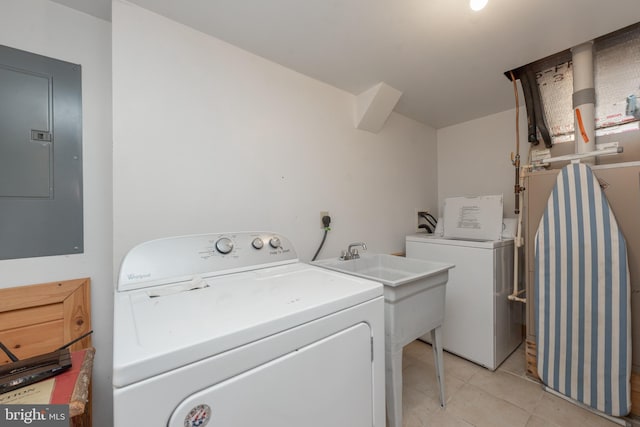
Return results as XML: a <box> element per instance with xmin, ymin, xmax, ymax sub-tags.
<box><xmin>320</xmin><ymin>211</ymin><xmax>330</xmax><ymax>228</ymax></box>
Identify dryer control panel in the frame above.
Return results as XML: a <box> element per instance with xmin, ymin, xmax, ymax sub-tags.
<box><xmin>117</xmin><ymin>232</ymin><xmax>298</xmax><ymax>291</ymax></box>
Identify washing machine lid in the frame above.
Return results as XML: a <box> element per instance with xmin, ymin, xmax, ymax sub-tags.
<box><xmin>406</xmin><ymin>233</ymin><xmax>513</xmax><ymax>248</ymax></box>
<box><xmin>113</xmin><ymin>262</ymin><xmax>382</xmax><ymax>388</ymax></box>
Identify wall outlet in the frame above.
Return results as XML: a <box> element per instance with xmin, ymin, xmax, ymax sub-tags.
<box><xmin>415</xmin><ymin>209</ymin><xmax>429</xmax><ymax>232</ymax></box>
<box><xmin>320</xmin><ymin>211</ymin><xmax>330</xmax><ymax>228</ymax></box>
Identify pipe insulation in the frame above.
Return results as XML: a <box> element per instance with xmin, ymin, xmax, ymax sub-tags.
<box><xmin>571</xmin><ymin>42</ymin><xmax>596</xmax><ymax>159</ymax></box>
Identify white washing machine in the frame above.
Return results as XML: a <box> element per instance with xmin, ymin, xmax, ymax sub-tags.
<box><xmin>113</xmin><ymin>232</ymin><xmax>385</xmax><ymax>427</ymax></box>
<box><xmin>406</xmin><ymin>234</ymin><xmax>522</xmax><ymax>370</ymax></box>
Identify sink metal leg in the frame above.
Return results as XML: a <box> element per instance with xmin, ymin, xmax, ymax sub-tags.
<box><xmin>430</xmin><ymin>326</ymin><xmax>446</xmax><ymax>407</ymax></box>
<box><xmin>385</xmin><ymin>348</ymin><xmax>403</xmax><ymax>427</ymax></box>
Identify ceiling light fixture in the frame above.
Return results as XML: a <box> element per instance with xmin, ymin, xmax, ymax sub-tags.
<box><xmin>470</xmin><ymin>0</ymin><xmax>488</xmax><ymax>11</ymax></box>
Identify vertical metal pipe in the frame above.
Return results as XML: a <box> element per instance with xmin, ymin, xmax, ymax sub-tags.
<box><xmin>571</xmin><ymin>42</ymin><xmax>596</xmax><ymax>159</ymax></box>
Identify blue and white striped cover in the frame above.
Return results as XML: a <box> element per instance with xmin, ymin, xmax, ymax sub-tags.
<box><xmin>535</xmin><ymin>162</ymin><xmax>631</xmax><ymax>416</ymax></box>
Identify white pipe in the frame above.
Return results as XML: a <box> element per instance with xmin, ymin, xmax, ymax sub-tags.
<box><xmin>508</xmin><ymin>167</ymin><xmax>527</xmax><ymax>304</ymax></box>
<box><xmin>571</xmin><ymin>42</ymin><xmax>596</xmax><ymax>161</ymax></box>
<box><xmin>572</xmin><ymin>42</ymin><xmax>594</xmax><ymax>92</ymax></box>
<box><xmin>540</xmin><ymin>146</ymin><xmax>622</xmax><ymax>165</ymax></box>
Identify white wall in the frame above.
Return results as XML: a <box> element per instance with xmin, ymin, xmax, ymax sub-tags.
<box><xmin>0</xmin><ymin>0</ymin><xmax>113</xmax><ymax>425</ymax></box>
<box><xmin>436</xmin><ymin>108</ymin><xmax>529</xmax><ymax>218</ymax></box>
<box><xmin>112</xmin><ymin>1</ymin><xmax>438</xmax><ymax>266</ymax></box>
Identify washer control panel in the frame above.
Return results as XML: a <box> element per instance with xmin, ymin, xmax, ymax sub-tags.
<box><xmin>118</xmin><ymin>232</ymin><xmax>298</xmax><ymax>291</ymax></box>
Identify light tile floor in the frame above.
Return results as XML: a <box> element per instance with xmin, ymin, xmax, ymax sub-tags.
<box><xmin>400</xmin><ymin>340</ymin><xmax>629</xmax><ymax>427</ymax></box>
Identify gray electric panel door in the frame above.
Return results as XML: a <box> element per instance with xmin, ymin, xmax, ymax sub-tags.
<box><xmin>0</xmin><ymin>45</ymin><xmax>83</xmax><ymax>260</ymax></box>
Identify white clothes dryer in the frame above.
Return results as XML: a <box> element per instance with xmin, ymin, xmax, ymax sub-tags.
<box><xmin>113</xmin><ymin>232</ymin><xmax>385</xmax><ymax>427</ymax></box>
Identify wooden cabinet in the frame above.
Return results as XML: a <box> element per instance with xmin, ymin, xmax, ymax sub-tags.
<box><xmin>0</xmin><ymin>278</ymin><xmax>93</xmax><ymax>425</ymax></box>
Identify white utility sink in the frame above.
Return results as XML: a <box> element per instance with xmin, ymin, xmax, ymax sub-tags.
<box><xmin>313</xmin><ymin>253</ymin><xmax>448</xmax><ymax>286</ymax></box>
<box><xmin>313</xmin><ymin>253</ymin><xmax>454</xmax><ymax>427</ymax></box>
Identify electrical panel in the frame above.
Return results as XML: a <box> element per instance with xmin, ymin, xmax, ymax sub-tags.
<box><xmin>0</xmin><ymin>44</ymin><xmax>83</xmax><ymax>260</ymax></box>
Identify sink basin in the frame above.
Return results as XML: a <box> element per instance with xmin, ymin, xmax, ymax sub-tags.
<box><xmin>311</xmin><ymin>253</ymin><xmax>451</xmax><ymax>284</ymax></box>
<box><xmin>313</xmin><ymin>253</ymin><xmax>454</xmax><ymax>427</ymax></box>
<box><xmin>312</xmin><ymin>253</ymin><xmax>453</xmax><ymax>301</ymax></box>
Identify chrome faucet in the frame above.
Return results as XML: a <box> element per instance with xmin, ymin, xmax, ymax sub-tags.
<box><xmin>341</xmin><ymin>242</ymin><xmax>367</xmax><ymax>260</ymax></box>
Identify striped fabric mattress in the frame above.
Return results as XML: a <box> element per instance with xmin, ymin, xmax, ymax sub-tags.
<box><xmin>535</xmin><ymin>162</ymin><xmax>631</xmax><ymax>416</ymax></box>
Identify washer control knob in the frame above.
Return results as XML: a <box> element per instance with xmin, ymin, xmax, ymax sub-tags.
<box><xmin>215</xmin><ymin>237</ymin><xmax>234</xmax><ymax>254</ymax></box>
<box><xmin>269</xmin><ymin>236</ymin><xmax>281</xmax><ymax>249</ymax></box>
<box><xmin>252</xmin><ymin>238</ymin><xmax>264</xmax><ymax>249</ymax></box>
